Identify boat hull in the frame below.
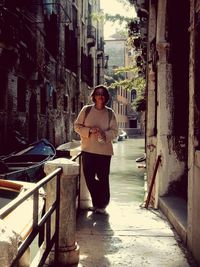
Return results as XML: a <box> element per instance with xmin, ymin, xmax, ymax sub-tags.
<box><xmin>0</xmin><ymin>179</ymin><xmax>45</xmax><ymax>265</ymax></box>
<box><xmin>0</xmin><ymin>139</ymin><xmax>56</xmax><ymax>182</ymax></box>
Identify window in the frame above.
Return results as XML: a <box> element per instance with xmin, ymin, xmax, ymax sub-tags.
<box><xmin>43</xmin><ymin>0</ymin><xmax>53</xmax><ymax>15</ymax></box>
<box><xmin>44</xmin><ymin>13</ymin><xmax>58</xmax><ymax>59</ymax></box>
<box><xmin>80</xmin><ymin>101</ymin><xmax>84</xmax><ymax>109</ymax></box>
<box><xmin>131</xmin><ymin>89</ymin><xmax>137</xmax><ymax>101</ymax></box>
<box><xmin>17</xmin><ymin>77</ymin><xmax>26</xmax><ymax>112</ymax></box>
<box><xmin>71</xmin><ymin>97</ymin><xmax>76</xmax><ymax>113</ymax></box>
<box><xmin>52</xmin><ymin>90</ymin><xmax>57</xmax><ymax>109</ymax></box>
<box><xmin>40</xmin><ymin>86</ymin><xmax>46</xmax><ymax>114</ymax></box>
<box><xmin>0</xmin><ymin>70</ymin><xmax>7</xmax><ymax>109</ymax></box>
<box><xmin>63</xmin><ymin>94</ymin><xmax>68</xmax><ymax>111</ymax></box>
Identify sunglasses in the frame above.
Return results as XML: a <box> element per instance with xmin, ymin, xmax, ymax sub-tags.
<box><xmin>95</xmin><ymin>92</ymin><xmax>105</xmax><ymax>96</ymax></box>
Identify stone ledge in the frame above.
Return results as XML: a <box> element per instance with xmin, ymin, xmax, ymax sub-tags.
<box><xmin>158</xmin><ymin>196</ymin><xmax>187</xmax><ymax>244</ymax></box>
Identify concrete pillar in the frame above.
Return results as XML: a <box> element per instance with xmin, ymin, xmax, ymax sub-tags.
<box><xmin>44</xmin><ymin>157</ymin><xmax>80</xmax><ymax>266</ymax></box>
<box><xmin>70</xmin><ymin>147</ymin><xmax>92</xmax><ymax>209</ymax></box>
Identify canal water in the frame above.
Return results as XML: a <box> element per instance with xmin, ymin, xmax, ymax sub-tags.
<box><xmin>110</xmin><ymin>137</ymin><xmax>146</xmax><ymax>206</ymax></box>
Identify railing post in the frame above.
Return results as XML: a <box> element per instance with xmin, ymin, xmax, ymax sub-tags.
<box><xmin>44</xmin><ymin>158</ymin><xmax>80</xmax><ymax>266</ymax></box>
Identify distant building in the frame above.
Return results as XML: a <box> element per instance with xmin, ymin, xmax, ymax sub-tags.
<box><xmin>104</xmin><ymin>38</ymin><xmax>126</xmax><ymax>77</ymax></box>
<box><xmin>104</xmin><ymin>37</ymin><xmax>139</xmax><ymax>131</ymax></box>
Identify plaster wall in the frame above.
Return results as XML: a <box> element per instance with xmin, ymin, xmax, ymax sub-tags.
<box><xmin>145</xmin><ymin>0</ymin><xmax>200</xmax><ymax>264</ymax></box>
<box><xmin>145</xmin><ymin>1</ymin><xmax>158</xmax><ymax>204</ymax></box>
<box><xmin>187</xmin><ymin>0</ymin><xmax>200</xmax><ymax>263</ymax></box>
<box><xmin>146</xmin><ymin>69</ymin><xmax>156</xmax><ymax>137</ymax></box>
<box><xmin>150</xmin><ymin>0</ymin><xmax>185</xmax><ymax>205</ymax></box>
<box><xmin>156</xmin><ymin>59</ymin><xmax>185</xmax><ymax>199</ymax></box>
<box><xmin>148</xmin><ymin>1</ymin><xmax>157</xmax><ymax>42</ymax></box>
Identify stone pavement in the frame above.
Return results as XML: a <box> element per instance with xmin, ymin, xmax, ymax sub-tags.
<box><xmin>74</xmin><ymin>138</ymin><xmax>196</xmax><ymax>267</ymax></box>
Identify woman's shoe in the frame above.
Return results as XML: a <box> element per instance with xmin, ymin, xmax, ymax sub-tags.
<box><xmin>95</xmin><ymin>208</ymin><xmax>107</xmax><ymax>214</ymax></box>
<box><xmin>88</xmin><ymin>206</ymin><xmax>96</xmax><ymax>211</ymax></box>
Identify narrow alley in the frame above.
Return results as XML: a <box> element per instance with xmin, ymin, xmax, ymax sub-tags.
<box><xmin>75</xmin><ymin>138</ymin><xmax>196</xmax><ymax>267</ymax></box>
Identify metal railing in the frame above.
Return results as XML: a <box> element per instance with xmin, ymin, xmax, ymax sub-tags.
<box><xmin>0</xmin><ymin>167</ymin><xmax>62</xmax><ymax>267</ymax></box>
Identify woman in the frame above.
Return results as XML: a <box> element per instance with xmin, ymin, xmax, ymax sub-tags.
<box><xmin>74</xmin><ymin>85</ymin><xmax>118</xmax><ymax>214</ymax></box>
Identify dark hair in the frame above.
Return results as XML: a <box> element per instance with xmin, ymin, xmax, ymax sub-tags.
<box><xmin>91</xmin><ymin>85</ymin><xmax>110</xmax><ymax>103</ymax></box>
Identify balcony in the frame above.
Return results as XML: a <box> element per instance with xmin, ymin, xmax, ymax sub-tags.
<box><xmin>87</xmin><ymin>25</ymin><xmax>96</xmax><ymax>48</ymax></box>
<box><xmin>81</xmin><ymin>51</ymin><xmax>93</xmax><ymax>87</ymax></box>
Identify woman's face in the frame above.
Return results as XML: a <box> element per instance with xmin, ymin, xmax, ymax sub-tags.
<box><xmin>94</xmin><ymin>88</ymin><xmax>106</xmax><ymax>104</ymax></box>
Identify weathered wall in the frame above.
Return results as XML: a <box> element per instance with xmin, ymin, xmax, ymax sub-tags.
<box><xmin>146</xmin><ymin>0</ymin><xmax>186</xmax><ymax>208</ymax></box>
<box><xmin>145</xmin><ymin>0</ymin><xmax>158</xmax><ymax>204</ymax></box>
<box><xmin>141</xmin><ymin>0</ymin><xmax>200</xmax><ymax>264</ymax></box>
<box><xmin>187</xmin><ymin>0</ymin><xmax>200</xmax><ymax>263</ymax></box>
<box><xmin>0</xmin><ymin>1</ymin><xmax>104</xmax><ymax>154</ymax></box>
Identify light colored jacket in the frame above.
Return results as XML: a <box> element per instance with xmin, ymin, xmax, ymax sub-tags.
<box><xmin>74</xmin><ymin>105</ymin><xmax>118</xmax><ymax>155</ymax></box>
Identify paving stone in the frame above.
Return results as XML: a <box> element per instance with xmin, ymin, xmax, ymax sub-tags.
<box><xmin>75</xmin><ymin>138</ymin><xmax>195</xmax><ymax>267</ymax></box>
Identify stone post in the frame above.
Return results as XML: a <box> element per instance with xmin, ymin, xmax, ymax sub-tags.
<box><xmin>44</xmin><ymin>157</ymin><xmax>80</xmax><ymax>266</ymax></box>
<box><xmin>0</xmin><ymin>220</ymin><xmax>19</xmax><ymax>267</ymax></box>
<box><xmin>70</xmin><ymin>147</ymin><xmax>91</xmax><ymax>209</ymax></box>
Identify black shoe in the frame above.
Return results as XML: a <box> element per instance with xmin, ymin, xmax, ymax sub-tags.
<box><xmin>95</xmin><ymin>208</ymin><xmax>107</xmax><ymax>214</ymax></box>
<box><xmin>88</xmin><ymin>206</ymin><xmax>97</xmax><ymax>212</ymax></box>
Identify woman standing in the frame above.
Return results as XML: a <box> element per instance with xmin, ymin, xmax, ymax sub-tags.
<box><xmin>74</xmin><ymin>85</ymin><xmax>118</xmax><ymax>214</ymax></box>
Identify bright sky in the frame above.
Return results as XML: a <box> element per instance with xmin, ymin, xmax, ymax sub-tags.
<box><xmin>100</xmin><ymin>0</ymin><xmax>136</xmax><ymax>39</ymax></box>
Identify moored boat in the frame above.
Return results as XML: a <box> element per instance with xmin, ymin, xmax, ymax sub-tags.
<box><xmin>0</xmin><ymin>179</ymin><xmax>45</xmax><ymax>266</ymax></box>
<box><xmin>0</xmin><ymin>179</ymin><xmax>23</xmax><ymax>209</ymax></box>
<box><xmin>0</xmin><ymin>139</ymin><xmax>56</xmax><ymax>182</ymax></box>
<box><xmin>0</xmin><ymin>179</ymin><xmax>45</xmax><ymax>237</ymax></box>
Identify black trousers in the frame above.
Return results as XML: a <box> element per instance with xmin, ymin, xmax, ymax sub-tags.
<box><xmin>82</xmin><ymin>151</ymin><xmax>111</xmax><ymax>209</ymax></box>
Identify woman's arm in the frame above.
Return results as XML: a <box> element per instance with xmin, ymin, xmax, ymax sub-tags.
<box><xmin>74</xmin><ymin>107</ymin><xmax>91</xmax><ymax>138</ymax></box>
<box><xmin>104</xmin><ymin>110</ymin><xmax>118</xmax><ymax>142</ymax></box>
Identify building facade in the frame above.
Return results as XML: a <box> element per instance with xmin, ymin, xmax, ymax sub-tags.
<box><xmin>0</xmin><ymin>0</ymin><xmax>105</xmax><ymax>154</ymax></box>
<box><xmin>132</xmin><ymin>0</ymin><xmax>200</xmax><ymax>264</ymax></box>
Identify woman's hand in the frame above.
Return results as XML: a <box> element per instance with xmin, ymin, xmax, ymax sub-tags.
<box><xmin>89</xmin><ymin>127</ymin><xmax>106</xmax><ymax>142</ymax></box>
<box><xmin>96</xmin><ymin>129</ymin><xmax>106</xmax><ymax>142</ymax></box>
<box><xmin>89</xmin><ymin>127</ymin><xmax>99</xmax><ymax>135</ymax></box>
